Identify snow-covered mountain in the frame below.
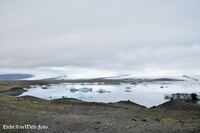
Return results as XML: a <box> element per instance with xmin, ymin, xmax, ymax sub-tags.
<box><xmin>1</xmin><ymin>67</ymin><xmax>200</xmax><ymax>83</ymax></box>
<box><xmin>182</xmin><ymin>75</ymin><xmax>199</xmax><ymax>81</ymax></box>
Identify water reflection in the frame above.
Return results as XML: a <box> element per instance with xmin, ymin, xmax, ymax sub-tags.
<box><xmin>20</xmin><ymin>82</ymin><xmax>200</xmax><ymax>107</ymax></box>
<box><xmin>125</xmin><ymin>86</ymin><xmax>132</xmax><ymax>92</ymax></box>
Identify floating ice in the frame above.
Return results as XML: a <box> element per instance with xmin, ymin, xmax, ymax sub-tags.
<box><xmin>69</xmin><ymin>87</ymin><xmax>79</xmax><ymax>92</ymax></box>
<box><xmin>125</xmin><ymin>89</ymin><xmax>132</xmax><ymax>92</ymax></box>
<box><xmin>97</xmin><ymin>89</ymin><xmax>110</xmax><ymax>93</ymax></box>
<box><xmin>41</xmin><ymin>85</ymin><xmax>48</xmax><ymax>89</ymax></box>
<box><xmin>78</xmin><ymin>87</ymin><xmax>93</xmax><ymax>93</ymax></box>
<box><xmin>126</xmin><ymin>86</ymin><xmax>131</xmax><ymax>89</ymax></box>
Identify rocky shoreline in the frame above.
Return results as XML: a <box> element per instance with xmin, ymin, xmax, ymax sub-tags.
<box><xmin>0</xmin><ymin>81</ymin><xmax>200</xmax><ymax>133</ymax></box>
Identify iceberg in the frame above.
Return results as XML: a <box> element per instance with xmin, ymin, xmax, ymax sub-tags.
<box><xmin>69</xmin><ymin>87</ymin><xmax>79</xmax><ymax>92</ymax></box>
<box><xmin>78</xmin><ymin>87</ymin><xmax>93</xmax><ymax>93</ymax></box>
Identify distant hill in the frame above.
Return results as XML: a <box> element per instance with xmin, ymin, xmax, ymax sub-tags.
<box><xmin>182</xmin><ymin>75</ymin><xmax>199</xmax><ymax>81</ymax></box>
<box><xmin>0</xmin><ymin>74</ymin><xmax>33</xmax><ymax>80</ymax></box>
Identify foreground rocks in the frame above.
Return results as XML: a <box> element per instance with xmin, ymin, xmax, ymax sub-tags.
<box><xmin>0</xmin><ymin>87</ymin><xmax>27</xmax><ymax>96</ymax></box>
<box><xmin>0</xmin><ymin>95</ymin><xmax>200</xmax><ymax>133</ymax></box>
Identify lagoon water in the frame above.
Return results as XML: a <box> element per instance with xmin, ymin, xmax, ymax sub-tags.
<box><xmin>20</xmin><ymin>81</ymin><xmax>200</xmax><ymax>107</ymax></box>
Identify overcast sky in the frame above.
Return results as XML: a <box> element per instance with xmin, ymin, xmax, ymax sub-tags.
<box><xmin>0</xmin><ymin>0</ymin><xmax>200</xmax><ymax>76</ymax></box>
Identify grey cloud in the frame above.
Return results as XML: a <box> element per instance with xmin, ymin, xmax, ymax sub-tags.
<box><xmin>0</xmin><ymin>0</ymin><xmax>200</xmax><ymax>74</ymax></box>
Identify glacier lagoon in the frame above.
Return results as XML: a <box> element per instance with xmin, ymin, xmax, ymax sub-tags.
<box><xmin>20</xmin><ymin>81</ymin><xmax>200</xmax><ymax>108</ymax></box>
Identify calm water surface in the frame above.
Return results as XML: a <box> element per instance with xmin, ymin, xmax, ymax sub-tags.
<box><xmin>20</xmin><ymin>81</ymin><xmax>200</xmax><ymax>107</ymax></box>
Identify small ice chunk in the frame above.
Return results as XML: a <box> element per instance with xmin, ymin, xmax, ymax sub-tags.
<box><xmin>79</xmin><ymin>87</ymin><xmax>93</xmax><ymax>93</ymax></box>
<box><xmin>97</xmin><ymin>89</ymin><xmax>110</xmax><ymax>93</ymax></box>
<box><xmin>70</xmin><ymin>87</ymin><xmax>79</xmax><ymax>92</ymax></box>
<box><xmin>126</xmin><ymin>86</ymin><xmax>131</xmax><ymax>89</ymax></box>
<box><xmin>125</xmin><ymin>89</ymin><xmax>132</xmax><ymax>92</ymax></box>
<box><xmin>41</xmin><ymin>85</ymin><xmax>48</xmax><ymax>89</ymax></box>
<box><xmin>97</xmin><ymin>89</ymin><xmax>106</xmax><ymax>93</ymax></box>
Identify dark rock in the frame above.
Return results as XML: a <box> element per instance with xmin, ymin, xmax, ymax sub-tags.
<box><xmin>96</xmin><ymin>121</ymin><xmax>101</xmax><ymax>124</ymax></box>
<box><xmin>1</xmin><ymin>87</ymin><xmax>27</xmax><ymax>96</ymax></box>
<box><xmin>132</xmin><ymin>118</ymin><xmax>136</xmax><ymax>121</ymax></box>
<box><xmin>191</xmin><ymin>93</ymin><xmax>198</xmax><ymax>101</ymax></box>
<box><xmin>152</xmin><ymin>106</ymin><xmax>156</xmax><ymax>109</ymax></box>
<box><xmin>155</xmin><ymin>118</ymin><xmax>160</xmax><ymax>122</ymax></box>
<box><xmin>141</xmin><ymin>119</ymin><xmax>147</xmax><ymax>122</ymax></box>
